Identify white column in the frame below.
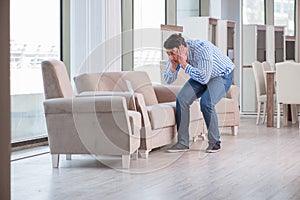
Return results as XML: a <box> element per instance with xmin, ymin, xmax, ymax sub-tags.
<box><xmin>296</xmin><ymin>0</ymin><xmax>300</xmax><ymax>62</ymax></box>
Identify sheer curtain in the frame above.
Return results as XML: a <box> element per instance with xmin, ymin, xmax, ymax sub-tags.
<box><xmin>70</xmin><ymin>0</ymin><xmax>121</xmax><ymax>82</ymax></box>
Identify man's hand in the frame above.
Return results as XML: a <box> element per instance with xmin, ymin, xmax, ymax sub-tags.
<box><xmin>178</xmin><ymin>45</ymin><xmax>188</xmax><ymax>68</ymax></box>
<box><xmin>169</xmin><ymin>59</ymin><xmax>177</xmax><ymax>72</ymax></box>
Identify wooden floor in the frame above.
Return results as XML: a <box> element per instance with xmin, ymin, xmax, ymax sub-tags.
<box><xmin>11</xmin><ymin>116</ymin><xmax>300</xmax><ymax>200</ymax></box>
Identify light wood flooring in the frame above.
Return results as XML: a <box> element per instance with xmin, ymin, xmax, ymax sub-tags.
<box><xmin>11</xmin><ymin>116</ymin><xmax>300</xmax><ymax>200</ymax></box>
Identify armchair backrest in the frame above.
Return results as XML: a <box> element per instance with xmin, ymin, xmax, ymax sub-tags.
<box><xmin>276</xmin><ymin>61</ymin><xmax>300</xmax><ymax>104</ymax></box>
<box><xmin>74</xmin><ymin>71</ymin><xmax>158</xmax><ymax>106</ymax></box>
<box><xmin>41</xmin><ymin>60</ymin><xmax>74</xmax><ymax>99</ymax></box>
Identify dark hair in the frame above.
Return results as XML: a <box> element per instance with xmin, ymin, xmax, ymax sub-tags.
<box><xmin>163</xmin><ymin>33</ymin><xmax>187</xmax><ymax>49</ymax></box>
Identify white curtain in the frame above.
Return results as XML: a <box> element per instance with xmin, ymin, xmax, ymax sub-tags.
<box><xmin>70</xmin><ymin>0</ymin><xmax>121</xmax><ymax>80</ymax></box>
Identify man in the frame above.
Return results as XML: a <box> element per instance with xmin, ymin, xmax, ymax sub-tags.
<box><xmin>163</xmin><ymin>33</ymin><xmax>234</xmax><ymax>153</ymax></box>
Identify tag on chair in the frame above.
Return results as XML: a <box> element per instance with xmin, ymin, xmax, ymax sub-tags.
<box><xmin>125</xmin><ymin>80</ymin><xmax>137</xmax><ymax>111</ymax></box>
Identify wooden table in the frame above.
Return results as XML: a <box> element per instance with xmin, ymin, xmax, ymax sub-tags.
<box><xmin>266</xmin><ymin>71</ymin><xmax>275</xmax><ymax>127</ymax></box>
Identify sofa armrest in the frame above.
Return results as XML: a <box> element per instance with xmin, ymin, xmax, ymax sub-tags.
<box><xmin>152</xmin><ymin>83</ymin><xmax>181</xmax><ymax>103</ymax></box>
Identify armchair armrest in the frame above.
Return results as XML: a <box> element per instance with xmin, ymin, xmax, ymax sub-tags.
<box><xmin>43</xmin><ymin>96</ymin><xmax>142</xmax><ymax>157</ymax></box>
<box><xmin>76</xmin><ymin>91</ymin><xmax>152</xmax><ymax>132</ymax></box>
<box><xmin>225</xmin><ymin>85</ymin><xmax>239</xmax><ymax>102</ymax></box>
<box><xmin>76</xmin><ymin>91</ymin><xmax>135</xmax><ymax>109</ymax></box>
<box><xmin>43</xmin><ymin>96</ymin><xmax>130</xmax><ymax>114</ymax></box>
<box><xmin>152</xmin><ymin>83</ymin><xmax>182</xmax><ymax>103</ymax></box>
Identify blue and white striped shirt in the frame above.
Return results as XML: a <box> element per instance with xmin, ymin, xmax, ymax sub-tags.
<box><xmin>163</xmin><ymin>40</ymin><xmax>235</xmax><ymax>85</ymax></box>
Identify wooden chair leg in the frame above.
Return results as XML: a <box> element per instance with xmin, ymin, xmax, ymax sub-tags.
<box><xmin>262</xmin><ymin>102</ymin><xmax>267</xmax><ymax>124</ymax></box>
<box><xmin>291</xmin><ymin>104</ymin><xmax>297</xmax><ymax>124</ymax></box>
<box><xmin>131</xmin><ymin>150</ymin><xmax>139</xmax><ymax>160</ymax></box>
<box><xmin>256</xmin><ymin>102</ymin><xmax>261</xmax><ymax>125</ymax></box>
<box><xmin>277</xmin><ymin>104</ymin><xmax>281</xmax><ymax>128</ymax></box>
<box><xmin>66</xmin><ymin>154</ymin><xmax>71</xmax><ymax>160</ymax></box>
<box><xmin>52</xmin><ymin>154</ymin><xmax>59</xmax><ymax>168</ymax></box>
<box><xmin>122</xmin><ymin>155</ymin><xmax>130</xmax><ymax>169</ymax></box>
<box><xmin>283</xmin><ymin>104</ymin><xmax>288</xmax><ymax>126</ymax></box>
<box><xmin>139</xmin><ymin>150</ymin><xmax>150</xmax><ymax>159</ymax></box>
<box><xmin>231</xmin><ymin>126</ymin><xmax>238</xmax><ymax>136</ymax></box>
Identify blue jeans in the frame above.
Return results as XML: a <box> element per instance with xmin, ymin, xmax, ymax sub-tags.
<box><xmin>176</xmin><ymin>71</ymin><xmax>233</xmax><ymax>146</ymax></box>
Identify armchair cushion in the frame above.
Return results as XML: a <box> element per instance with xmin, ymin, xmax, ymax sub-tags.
<box><xmin>146</xmin><ymin>104</ymin><xmax>176</xmax><ymax>129</ymax></box>
<box><xmin>215</xmin><ymin>98</ymin><xmax>236</xmax><ymax>114</ymax></box>
<box><xmin>161</xmin><ymin>101</ymin><xmax>203</xmax><ymax>122</ymax></box>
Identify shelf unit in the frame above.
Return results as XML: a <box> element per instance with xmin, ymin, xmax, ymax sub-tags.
<box><xmin>285</xmin><ymin>36</ymin><xmax>295</xmax><ymax>61</ymax></box>
<box><xmin>180</xmin><ymin>16</ymin><xmax>218</xmax><ymax>45</ymax></box>
<box><xmin>242</xmin><ymin>24</ymin><xmax>285</xmax><ymax>113</ymax></box>
<box><xmin>274</xmin><ymin>26</ymin><xmax>285</xmax><ymax>63</ymax></box>
<box><xmin>217</xmin><ymin>19</ymin><xmax>236</xmax><ymax>83</ymax></box>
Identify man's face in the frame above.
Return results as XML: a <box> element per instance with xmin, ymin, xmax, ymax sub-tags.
<box><xmin>166</xmin><ymin>47</ymin><xmax>180</xmax><ymax>64</ymax></box>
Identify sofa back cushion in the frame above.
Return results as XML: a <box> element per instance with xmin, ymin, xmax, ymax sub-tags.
<box><xmin>74</xmin><ymin>71</ymin><xmax>158</xmax><ymax>106</ymax></box>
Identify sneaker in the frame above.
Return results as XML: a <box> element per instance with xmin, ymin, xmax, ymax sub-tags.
<box><xmin>205</xmin><ymin>143</ymin><xmax>221</xmax><ymax>153</ymax></box>
<box><xmin>167</xmin><ymin>143</ymin><xmax>189</xmax><ymax>153</ymax></box>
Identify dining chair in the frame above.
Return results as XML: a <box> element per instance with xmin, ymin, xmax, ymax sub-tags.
<box><xmin>252</xmin><ymin>61</ymin><xmax>267</xmax><ymax>124</ymax></box>
<box><xmin>262</xmin><ymin>61</ymin><xmax>272</xmax><ymax>91</ymax></box>
<box><xmin>275</xmin><ymin>61</ymin><xmax>300</xmax><ymax>129</ymax></box>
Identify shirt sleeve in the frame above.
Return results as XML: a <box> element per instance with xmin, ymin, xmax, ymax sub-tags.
<box><xmin>163</xmin><ymin>59</ymin><xmax>180</xmax><ymax>84</ymax></box>
<box><xmin>184</xmin><ymin>43</ymin><xmax>213</xmax><ymax>84</ymax></box>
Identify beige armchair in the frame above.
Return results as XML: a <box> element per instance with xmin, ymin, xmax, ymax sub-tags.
<box><xmin>41</xmin><ymin>60</ymin><xmax>141</xmax><ymax>168</ymax></box>
<box><xmin>74</xmin><ymin>71</ymin><xmax>205</xmax><ymax>158</ymax></box>
<box><xmin>215</xmin><ymin>84</ymin><xmax>240</xmax><ymax>135</ymax></box>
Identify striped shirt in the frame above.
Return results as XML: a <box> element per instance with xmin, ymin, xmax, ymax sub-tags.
<box><xmin>163</xmin><ymin>40</ymin><xmax>235</xmax><ymax>85</ymax></box>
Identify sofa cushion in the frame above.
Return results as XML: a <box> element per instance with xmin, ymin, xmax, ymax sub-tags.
<box><xmin>146</xmin><ymin>104</ymin><xmax>176</xmax><ymax>129</ymax></box>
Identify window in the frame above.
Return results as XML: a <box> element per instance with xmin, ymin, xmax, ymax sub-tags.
<box><xmin>133</xmin><ymin>0</ymin><xmax>165</xmax><ymax>83</ymax></box>
<box><xmin>274</xmin><ymin>0</ymin><xmax>295</xmax><ymax>36</ymax></box>
<box><xmin>243</xmin><ymin>0</ymin><xmax>265</xmax><ymax>25</ymax></box>
<box><xmin>10</xmin><ymin>0</ymin><xmax>61</xmax><ymax>142</ymax></box>
<box><xmin>177</xmin><ymin>0</ymin><xmax>199</xmax><ymax>25</ymax></box>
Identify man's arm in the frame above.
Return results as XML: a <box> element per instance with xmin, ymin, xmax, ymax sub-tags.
<box><xmin>163</xmin><ymin>59</ymin><xmax>180</xmax><ymax>84</ymax></box>
<box><xmin>182</xmin><ymin>44</ymin><xmax>213</xmax><ymax>85</ymax></box>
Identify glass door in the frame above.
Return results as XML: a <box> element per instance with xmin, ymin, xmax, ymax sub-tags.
<box><xmin>10</xmin><ymin>0</ymin><xmax>61</xmax><ymax>142</ymax></box>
